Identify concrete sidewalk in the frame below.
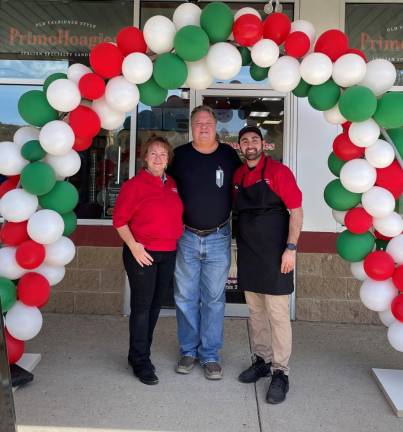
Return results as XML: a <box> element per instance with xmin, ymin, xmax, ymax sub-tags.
<box><xmin>14</xmin><ymin>314</ymin><xmax>403</xmax><ymax>432</ymax></box>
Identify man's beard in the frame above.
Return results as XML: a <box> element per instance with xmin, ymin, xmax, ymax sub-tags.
<box><xmin>243</xmin><ymin>148</ymin><xmax>263</xmax><ymax>161</ymax></box>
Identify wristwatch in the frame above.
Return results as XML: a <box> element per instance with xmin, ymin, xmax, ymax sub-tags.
<box><xmin>286</xmin><ymin>243</ymin><xmax>297</xmax><ymax>251</ymax></box>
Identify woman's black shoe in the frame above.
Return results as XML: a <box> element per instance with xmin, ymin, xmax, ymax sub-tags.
<box><xmin>266</xmin><ymin>370</ymin><xmax>289</xmax><ymax>404</ymax></box>
<box><xmin>134</xmin><ymin>368</ymin><xmax>159</xmax><ymax>385</ymax></box>
<box><xmin>238</xmin><ymin>356</ymin><xmax>272</xmax><ymax>383</ymax></box>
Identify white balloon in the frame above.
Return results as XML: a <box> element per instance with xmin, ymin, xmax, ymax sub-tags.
<box><xmin>13</xmin><ymin>126</ymin><xmax>39</xmax><ymax>148</ymax></box>
<box><xmin>362</xmin><ymin>186</ymin><xmax>395</xmax><ymax>218</ymax></box>
<box><xmin>0</xmin><ymin>247</ymin><xmax>26</xmax><ymax>279</ymax></box>
<box><xmin>67</xmin><ymin>63</ymin><xmax>92</xmax><ymax>84</ymax></box>
<box><xmin>28</xmin><ymin>209</ymin><xmax>64</xmax><ymax>245</ymax></box>
<box><xmin>44</xmin><ymin>236</ymin><xmax>76</xmax><ymax>266</ymax></box>
<box><xmin>291</xmin><ymin>20</ymin><xmax>316</xmax><ymax>43</ymax></box>
<box><xmin>360</xmin><ymin>59</ymin><xmax>397</xmax><ymax>96</ymax></box>
<box><xmin>143</xmin><ymin>15</ymin><xmax>176</xmax><ymax>54</ymax></box>
<box><xmin>46</xmin><ymin>79</ymin><xmax>81</xmax><ymax>112</ymax></box>
<box><xmin>105</xmin><ymin>76</ymin><xmax>139</xmax><ymax>113</ymax></box>
<box><xmin>348</xmin><ymin>119</ymin><xmax>380</xmax><ymax>148</ymax></box>
<box><xmin>300</xmin><ymin>52</ymin><xmax>333</xmax><ymax>85</ymax></box>
<box><xmin>0</xmin><ymin>189</ymin><xmax>38</xmax><ymax>222</ymax></box>
<box><xmin>268</xmin><ymin>56</ymin><xmax>301</xmax><ymax>92</ymax></box>
<box><xmin>173</xmin><ymin>3</ymin><xmax>202</xmax><ymax>29</ymax></box>
<box><xmin>251</xmin><ymin>39</ymin><xmax>279</xmax><ymax>68</ymax></box>
<box><xmin>92</xmin><ymin>97</ymin><xmax>126</xmax><ymax>130</ymax></box>
<box><xmin>332</xmin><ymin>209</ymin><xmax>347</xmax><ymax>225</ymax></box>
<box><xmin>365</xmin><ymin>139</ymin><xmax>395</xmax><ymax>169</ymax></box>
<box><xmin>0</xmin><ymin>141</ymin><xmax>28</xmax><ymax>175</ymax></box>
<box><xmin>185</xmin><ymin>59</ymin><xmax>214</xmax><ymax>90</ymax></box>
<box><xmin>5</xmin><ymin>302</ymin><xmax>43</xmax><ymax>341</ymax></box>
<box><xmin>324</xmin><ymin>104</ymin><xmax>346</xmax><ymax>125</ymax></box>
<box><xmin>33</xmin><ymin>263</ymin><xmax>65</xmax><ymax>286</ymax></box>
<box><xmin>234</xmin><ymin>7</ymin><xmax>261</xmax><ymax>21</ymax></box>
<box><xmin>360</xmin><ymin>278</ymin><xmax>397</xmax><ymax>312</ymax></box>
<box><xmin>45</xmin><ymin>150</ymin><xmax>81</xmax><ymax>178</ymax></box>
<box><xmin>350</xmin><ymin>261</ymin><xmax>367</xmax><ymax>281</ymax></box>
<box><xmin>339</xmin><ymin>159</ymin><xmax>376</xmax><ymax>193</ymax></box>
<box><xmin>373</xmin><ymin>212</ymin><xmax>403</xmax><ymax>238</ymax></box>
<box><xmin>39</xmin><ymin>120</ymin><xmax>75</xmax><ymax>156</ymax></box>
<box><xmin>122</xmin><ymin>53</ymin><xmax>153</xmax><ymax>84</ymax></box>
<box><xmin>386</xmin><ymin>235</ymin><xmax>403</xmax><ymax>264</ymax></box>
<box><xmin>379</xmin><ymin>308</ymin><xmax>397</xmax><ymax>327</ymax></box>
<box><xmin>332</xmin><ymin>54</ymin><xmax>366</xmax><ymax>88</ymax></box>
<box><xmin>387</xmin><ymin>322</ymin><xmax>403</xmax><ymax>352</ymax></box>
<box><xmin>206</xmin><ymin>43</ymin><xmax>242</xmax><ymax>80</ymax></box>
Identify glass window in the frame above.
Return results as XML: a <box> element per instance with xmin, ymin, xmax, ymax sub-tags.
<box><xmin>345</xmin><ymin>3</ymin><xmax>403</xmax><ymax>85</ymax></box>
<box><xmin>0</xmin><ymin>60</ymin><xmax>68</xmax><ymax>80</ymax></box>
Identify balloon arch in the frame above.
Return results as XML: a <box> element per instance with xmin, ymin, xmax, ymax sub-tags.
<box><xmin>0</xmin><ymin>2</ymin><xmax>402</xmax><ymax>365</ymax></box>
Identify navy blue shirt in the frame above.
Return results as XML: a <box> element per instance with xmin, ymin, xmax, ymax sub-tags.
<box><xmin>169</xmin><ymin>142</ymin><xmax>241</xmax><ymax>230</ymax></box>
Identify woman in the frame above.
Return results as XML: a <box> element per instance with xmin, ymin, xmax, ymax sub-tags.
<box><xmin>113</xmin><ymin>135</ymin><xmax>183</xmax><ymax>385</ymax></box>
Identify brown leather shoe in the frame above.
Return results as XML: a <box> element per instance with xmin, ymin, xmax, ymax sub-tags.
<box><xmin>203</xmin><ymin>362</ymin><xmax>223</xmax><ymax>380</ymax></box>
<box><xmin>176</xmin><ymin>356</ymin><xmax>196</xmax><ymax>374</ymax></box>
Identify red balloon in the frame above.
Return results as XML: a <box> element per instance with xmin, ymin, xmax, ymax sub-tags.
<box><xmin>363</xmin><ymin>251</ymin><xmax>395</xmax><ymax>281</ymax></box>
<box><xmin>392</xmin><ymin>266</ymin><xmax>403</xmax><ymax>292</ymax></box>
<box><xmin>17</xmin><ymin>272</ymin><xmax>51</xmax><ymax>307</ymax></box>
<box><xmin>73</xmin><ymin>136</ymin><xmax>93</xmax><ymax>152</ymax></box>
<box><xmin>374</xmin><ymin>230</ymin><xmax>392</xmax><ymax>241</ymax></box>
<box><xmin>16</xmin><ymin>240</ymin><xmax>46</xmax><ymax>269</ymax></box>
<box><xmin>333</xmin><ymin>133</ymin><xmax>365</xmax><ymax>161</ymax></box>
<box><xmin>342</xmin><ymin>121</ymin><xmax>351</xmax><ymax>133</ymax></box>
<box><xmin>5</xmin><ymin>330</ymin><xmax>24</xmax><ymax>364</ymax></box>
<box><xmin>0</xmin><ymin>176</ymin><xmax>20</xmax><ymax>198</ymax></box>
<box><xmin>89</xmin><ymin>42</ymin><xmax>124</xmax><ymax>79</ymax></box>
<box><xmin>78</xmin><ymin>73</ymin><xmax>106</xmax><ymax>100</ymax></box>
<box><xmin>347</xmin><ymin>48</ymin><xmax>367</xmax><ymax>62</ymax></box>
<box><xmin>344</xmin><ymin>207</ymin><xmax>373</xmax><ymax>234</ymax></box>
<box><xmin>233</xmin><ymin>14</ymin><xmax>263</xmax><ymax>47</ymax></box>
<box><xmin>284</xmin><ymin>31</ymin><xmax>310</xmax><ymax>58</ymax></box>
<box><xmin>391</xmin><ymin>294</ymin><xmax>403</xmax><ymax>323</ymax></box>
<box><xmin>117</xmin><ymin>26</ymin><xmax>147</xmax><ymax>55</ymax></box>
<box><xmin>0</xmin><ymin>221</ymin><xmax>29</xmax><ymax>246</ymax></box>
<box><xmin>69</xmin><ymin>105</ymin><xmax>101</xmax><ymax>138</ymax></box>
<box><xmin>375</xmin><ymin>160</ymin><xmax>403</xmax><ymax>199</ymax></box>
<box><xmin>314</xmin><ymin>29</ymin><xmax>349</xmax><ymax>62</ymax></box>
<box><xmin>262</xmin><ymin>12</ymin><xmax>291</xmax><ymax>45</ymax></box>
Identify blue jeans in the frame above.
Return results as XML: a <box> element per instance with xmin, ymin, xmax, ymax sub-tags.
<box><xmin>174</xmin><ymin>223</ymin><xmax>231</xmax><ymax>364</ymax></box>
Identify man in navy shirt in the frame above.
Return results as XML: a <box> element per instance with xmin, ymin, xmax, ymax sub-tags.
<box><xmin>169</xmin><ymin>105</ymin><xmax>241</xmax><ymax>379</ymax></box>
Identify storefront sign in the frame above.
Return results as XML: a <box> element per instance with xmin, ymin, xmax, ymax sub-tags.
<box><xmin>0</xmin><ymin>0</ymin><xmax>133</xmax><ymax>59</ymax></box>
<box><xmin>346</xmin><ymin>3</ymin><xmax>403</xmax><ymax>66</ymax></box>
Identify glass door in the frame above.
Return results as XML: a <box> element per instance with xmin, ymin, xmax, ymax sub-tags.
<box><xmin>192</xmin><ymin>89</ymin><xmax>296</xmax><ymax>317</ymax></box>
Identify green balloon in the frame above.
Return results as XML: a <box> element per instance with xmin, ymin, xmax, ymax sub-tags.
<box><xmin>62</xmin><ymin>211</ymin><xmax>77</xmax><ymax>236</ymax></box>
<box><xmin>0</xmin><ymin>278</ymin><xmax>16</xmax><ymax>312</ymax></box>
<box><xmin>292</xmin><ymin>79</ymin><xmax>311</xmax><ymax>98</ymax></box>
<box><xmin>324</xmin><ymin>179</ymin><xmax>362</xmax><ymax>211</ymax></box>
<box><xmin>138</xmin><ymin>77</ymin><xmax>167</xmax><ymax>107</ymax></box>
<box><xmin>336</xmin><ymin>230</ymin><xmax>375</xmax><ymax>262</ymax></box>
<box><xmin>250</xmin><ymin>63</ymin><xmax>269</xmax><ymax>82</ymax></box>
<box><xmin>43</xmin><ymin>73</ymin><xmax>67</xmax><ymax>93</ymax></box>
<box><xmin>20</xmin><ymin>140</ymin><xmax>47</xmax><ymax>162</ymax></box>
<box><xmin>200</xmin><ymin>2</ymin><xmax>234</xmax><ymax>43</ymax></box>
<box><xmin>327</xmin><ymin>152</ymin><xmax>346</xmax><ymax>177</ymax></box>
<box><xmin>308</xmin><ymin>80</ymin><xmax>340</xmax><ymax>111</ymax></box>
<box><xmin>387</xmin><ymin>128</ymin><xmax>403</xmax><ymax>159</ymax></box>
<box><xmin>174</xmin><ymin>25</ymin><xmax>209</xmax><ymax>62</ymax></box>
<box><xmin>373</xmin><ymin>92</ymin><xmax>403</xmax><ymax>129</ymax></box>
<box><xmin>39</xmin><ymin>181</ymin><xmax>78</xmax><ymax>214</ymax></box>
<box><xmin>18</xmin><ymin>90</ymin><xmax>58</xmax><ymax>127</ymax></box>
<box><xmin>338</xmin><ymin>86</ymin><xmax>377</xmax><ymax>122</ymax></box>
<box><xmin>153</xmin><ymin>53</ymin><xmax>188</xmax><ymax>90</ymax></box>
<box><xmin>239</xmin><ymin>47</ymin><xmax>251</xmax><ymax>66</ymax></box>
<box><xmin>21</xmin><ymin>162</ymin><xmax>56</xmax><ymax>196</ymax></box>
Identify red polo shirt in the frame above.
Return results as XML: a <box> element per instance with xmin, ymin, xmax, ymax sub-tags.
<box><xmin>113</xmin><ymin>169</ymin><xmax>184</xmax><ymax>251</ymax></box>
<box><xmin>233</xmin><ymin>156</ymin><xmax>302</xmax><ymax>209</ymax></box>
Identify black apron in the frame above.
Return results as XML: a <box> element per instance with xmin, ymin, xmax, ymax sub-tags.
<box><xmin>234</xmin><ymin>157</ymin><xmax>294</xmax><ymax>295</ymax></box>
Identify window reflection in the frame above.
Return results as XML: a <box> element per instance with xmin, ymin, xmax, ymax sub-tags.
<box><xmin>0</xmin><ymin>60</ymin><xmax>68</xmax><ymax>80</ymax></box>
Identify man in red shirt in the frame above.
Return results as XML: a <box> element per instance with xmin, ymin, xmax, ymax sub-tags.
<box><xmin>233</xmin><ymin>126</ymin><xmax>303</xmax><ymax>404</ymax></box>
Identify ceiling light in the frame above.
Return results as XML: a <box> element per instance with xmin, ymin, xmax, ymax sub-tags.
<box><xmin>263</xmin><ymin>120</ymin><xmax>282</xmax><ymax>124</ymax></box>
<box><xmin>250</xmin><ymin>111</ymin><xmax>270</xmax><ymax>117</ymax></box>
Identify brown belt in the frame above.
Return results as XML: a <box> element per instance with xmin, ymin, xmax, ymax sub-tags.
<box><xmin>185</xmin><ymin>219</ymin><xmax>229</xmax><ymax>237</ymax></box>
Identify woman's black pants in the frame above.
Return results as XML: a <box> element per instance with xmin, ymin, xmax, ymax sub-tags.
<box><xmin>123</xmin><ymin>244</ymin><xmax>176</xmax><ymax>371</ymax></box>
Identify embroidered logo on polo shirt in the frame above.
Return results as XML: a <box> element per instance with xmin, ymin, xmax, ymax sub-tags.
<box><xmin>172</xmin><ymin>187</ymin><xmax>178</xmax><ymax>193</ymax></box>
<box><xmin>264</xmin><ymin>178</ymin><xmax>271</xmax><ymax>185</ymax></box>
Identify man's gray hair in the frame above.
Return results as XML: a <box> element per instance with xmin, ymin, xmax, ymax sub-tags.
<box><xmin>190</xmin><ymin>105</ymin><xmax>217</xmax><ymax>123</ymax></box>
